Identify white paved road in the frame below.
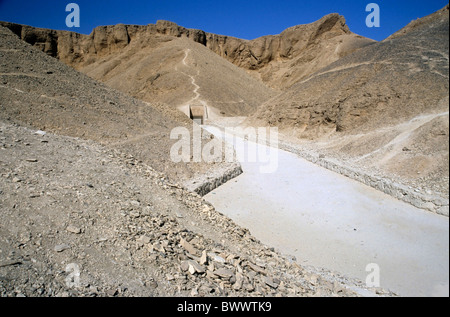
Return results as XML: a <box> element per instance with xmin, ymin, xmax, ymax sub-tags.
<box><xmin>203</xmin><ymin>125</ymin><xmax>449</xmax><ymax>297</ymax></box>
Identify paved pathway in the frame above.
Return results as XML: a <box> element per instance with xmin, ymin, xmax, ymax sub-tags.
<box><xmin>203</xmin><ymin>125</ymin><xmax>449</xmax><ymax>297</ymax></box>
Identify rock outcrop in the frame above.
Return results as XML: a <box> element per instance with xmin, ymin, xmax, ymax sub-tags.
<box><xmin>0</xmin><ymin>120</ymin><xmax>389</xmax><ymax>297</ymax></box>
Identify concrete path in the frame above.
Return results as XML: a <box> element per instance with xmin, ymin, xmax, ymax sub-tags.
<box><xmin>203</xmin><ymin>125</ymin><xmax>449</xmax><ymax>297</ymax></box>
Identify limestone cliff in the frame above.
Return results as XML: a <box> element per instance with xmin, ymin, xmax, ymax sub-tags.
<box><xmin>0</xmin><ymin>14</ymin><xmax>374</xmax><ymax>90</ymax></box>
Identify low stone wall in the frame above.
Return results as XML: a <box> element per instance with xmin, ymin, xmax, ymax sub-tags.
<box><xmin>183</xmin><ymin>163</ymin><xmax>243</xmax><ymax>197</ymax></box>
<box><xmin>201</xmin><ymin>122</ymin><xmax>449</xmax><ymax>216</ymax></box>
<box><xmin>281</xmin><ymin>142</ymin><xmax>449</xmax><ymax>217</ymax></box>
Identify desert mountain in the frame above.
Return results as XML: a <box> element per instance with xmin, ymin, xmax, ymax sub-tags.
<box><xmin>0</xmin><ymin>24</ymin><xmax>383</xmax><ymax>299</ymax></box>
<box><xmin>0</xmin><ymin>5</ymin><xmax>448</xmax><ymax>298</ymax></box>
<box><xmin>152</xmin><ymin>15</ymin><xmax>375</xmax><ymax>90</ymax></box>
<box><xmin>0</xmin><ymin>20</ymin><xmax>275</xmax><ymax>118</ymax></box>
<box><xmin>204</xmin><ymin>13</ymin><xmax>376</xmax><ymax>90</ymax></box>
<box><xmin>248</xmin><ymin>4</ymin><xmax>449</xmax><ymax>198</ymax></box>
<box><xmin>0</xmin><ymin>14</ymin><xmax>374</xmax><ymax>115</ymax></box>
<box><xmin>80</xmin><ymin>36</ymin><xmax>274</xmax><ymax>118</ymax></box>
<box><xmin>0</xmin><ymin>25</ymin><xmax>238</xmax><ymax>186</ymax></box>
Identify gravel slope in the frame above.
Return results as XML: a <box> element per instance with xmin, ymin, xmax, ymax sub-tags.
<box><xmin>0</xmin><ymin>25</ymin><xmax>236</xmax><ymax>186</ymax></box>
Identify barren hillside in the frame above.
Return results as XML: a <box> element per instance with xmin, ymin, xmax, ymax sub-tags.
<box><xmin>0</xmin><ymin>25</ymin><xmax>237</xmax><ymax>185</ymax></box>
<box><xmin>248</xmin><ymin>5</ymin><xmax>449</xmax><ymax>199</ymax></box>
<box><xmin>205</xmin><ymin>13</ymin><xmax>376</xmax><ymax>90</ymax></box>
<box><xmin>1</xmin><ymin>7</ymin><xmax>447</xmax><ymax>200</ymax></box>
<box><xmin>0</xmin><ymin>20</ymin><xmax>275</xmax><ymax>117</ymax></box>
<box><xmin>0</xmin><ymin>3</ymin><xmax>447</xmax><ymax>297</ymax></box>
<box><xmin>0</xmin><ymin>14</ymin><xmax>374</xmax><ymax>108</ymax></box>
<box><xmin>0</xmin><ymin>24</ymin><xmax>387</xmax><ymax>298</ymax></box>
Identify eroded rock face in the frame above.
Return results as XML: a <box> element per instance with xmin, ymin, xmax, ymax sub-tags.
<box><xmin>205</xmin><ymin>13</ymin><xmax>351</xmax><ymax>70</ymax></box>
<box><xmin>6</xmin><ymin>24</ymin><xmax>59</xmax><ymax>57</ymax></box>
<box><xmin>1</xmin><ymin>20</ymin><xmax>206</xmax><ymax>65</ymax></box>
<box><xmin>0</xmin><ymin>13</ymin><xmax>373</xmax><ymax>89</ymax></box>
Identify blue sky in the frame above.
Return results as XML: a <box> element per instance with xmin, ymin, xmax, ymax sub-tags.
<box><xmin>0</xmin><ymin>0</ymin><xmax>448</xmax><ymax>41</ymax></box>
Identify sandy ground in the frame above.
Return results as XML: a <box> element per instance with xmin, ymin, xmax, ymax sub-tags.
<box><xmin>203</xmin><ymin>125</ymin><xmax>449</xmax><ymax>297</ymax></box>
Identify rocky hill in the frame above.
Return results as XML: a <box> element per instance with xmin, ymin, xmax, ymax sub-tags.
<box><xmin>0</xmin><ymin>25</ymin><xmax>238</xmax><ymax>186</ymax></box>
<box><xmin>0</xmin><ymin>13</ymin><xmax>374</xmax><ymax>106</ymax></box>
<box><xmin>154</xmin><ymin>15</ymin><xmax>375</xmax><ymax>90</ymax></box>
<box><xmin>248</xmin><ymin>4</ymin><xmax>449</xmax><ymax>199</ymax></box>
<box><xmin>79</xmin><ymin>36</ymin><xmax>274</xmax><ymax>118</ymax></box>
<box><xmin>3</xmin><ymin>119</ymin><xmax>395</xmax><ymax>297</ymax></box>
<box><xmin>0</xmin><ymin>20</ymin><xmax>275</xmax><ymax>117</ymax></box>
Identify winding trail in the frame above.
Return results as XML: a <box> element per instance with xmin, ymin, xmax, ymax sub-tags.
<box><xmin>181</xmin><ymin>49</ymin><xmax>201</xmax><ymax>104</ymax></box>
<box><xmin>176</xmin><ymin>49</ymin><xmax>210</xmax><ymax>120</ymax></box>
<box><xmin>203</xmin><ymin>124</ymin><xmax>449</xmax><ymax>297</ymax></box>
